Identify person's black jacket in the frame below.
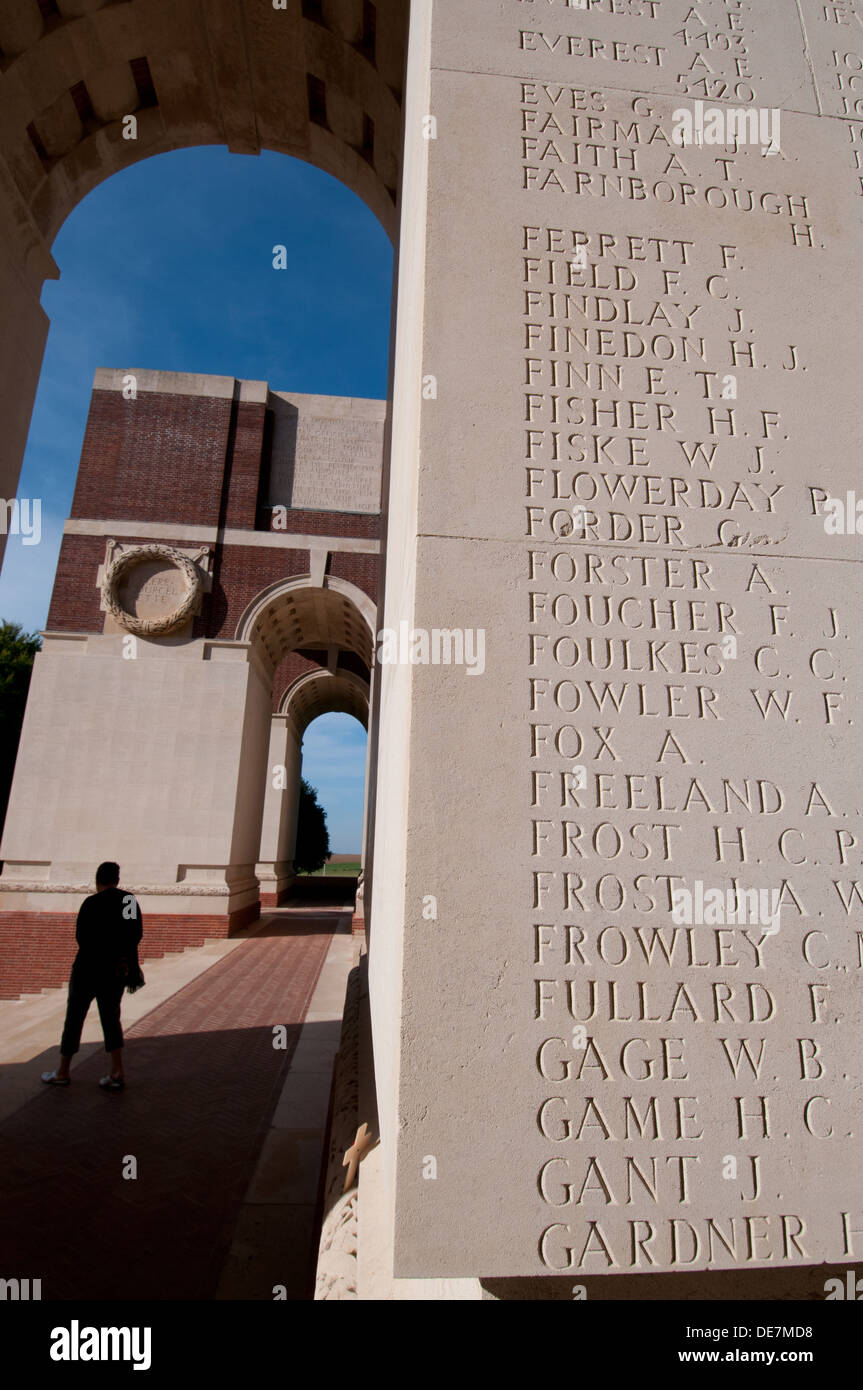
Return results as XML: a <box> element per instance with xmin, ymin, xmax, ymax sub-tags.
<box><xmin>73</xmin><ymin>887</ymin><xmax>144</xmax><ymax>985</ymax></box>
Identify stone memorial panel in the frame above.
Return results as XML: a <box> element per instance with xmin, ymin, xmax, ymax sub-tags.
<box><xmin>117</xmin><ymin>560</ymin><xmax>188</xmax><ymax>620</ymax></box>
<box><xmin>268</xmin><ymin>393</ymin><xmax>384</xmax><ymax>515</ymax></box>
<box><xmin>391</xmin><ymin>0</ymin><xmax>863</xmax><ymax>1278</ymax></box>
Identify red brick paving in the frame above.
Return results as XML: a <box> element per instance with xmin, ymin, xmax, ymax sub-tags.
<box><xmin>0</xmin><ymin>915</ymin><xmax>334</xmax><ymax>1300</ymax></box>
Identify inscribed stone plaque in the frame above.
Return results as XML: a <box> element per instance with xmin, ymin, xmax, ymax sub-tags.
<box><xmin>393</xmin><ymin>0</ymin><xmax>863</xmax><ymax>1278</ymax></box>
<box><xmin>117</xmin><ymin>560</ymin><xmax>187</xmax><ymax>620</ymax></box>
<box><xmin>267</xmin><ymin>392</ymin><xmax>384</xmax><ymax>514</ymax></box>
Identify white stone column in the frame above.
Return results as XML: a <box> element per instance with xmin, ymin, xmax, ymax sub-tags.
<box><xmin>255</xmin><ymin>714</ymin><xmax>303</xmax><ymax>904</ymax></box>
<box><xmin>362</xmin><ymin>0</ymin><xmax>431</xmax><ymax>1293</ymax></box>
<box><xmin>354</xmin><ymin>665</ymin><xmax>377</xmax><ymax>925</ymax></box>
<box><xmin>0</xmin><ymin>632</ymin><xmax>272</xmax><ymax>923</ymax></box>
<box><xmin>0</xmin><ymin>165</ymin><xmax>58</xmax><ymax>570</ymax></box>
<box><xmin>367</xmin><ymin>0</ymin><xmax>863</xmax><ymax>1294</ymax></box>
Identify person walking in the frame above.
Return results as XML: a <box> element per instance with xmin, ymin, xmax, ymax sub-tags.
<box><xmin>41</xmin><ymin>862</ymin><xmax>144</xmax><ymax>1091</ymax></box>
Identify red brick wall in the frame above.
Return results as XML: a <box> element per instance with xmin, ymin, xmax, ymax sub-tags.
<box><xmin>271</xmin><ymin>650</ymin><xmax>328</xmax><ymax>711</ymax></box>
<box><xmin>328</xmin><ymin>551</ymin><xmax>380</xmax><ymax>602</ymax></box>
<box><xmin>0</xmin><ymin>906</ymin><xmax>260</xmax><ymax>1000</ymax></box>
<box><xmin>223</xmin><ymin>401</ymin><xmax>268</xmax><ymax>531</ymax></box>
<box><xmin>51</xmin><ymin>384</ymin><xmax>381</xmax><ymax>636</ymax></box>
<box><xmin>47</xmin><ymin>534</ymin><xmax>380</xmax><ymax>638</ymax></box>
<box><xmin>47</xmin><ymin>531</ymin><xmax>185</xmax><ymax>633</ymax></box>
<box><xmin>205</xmin><ymin>545</ymin><xmax>311</xmax><ymax>639</ymax></box>
<box><xmin>71</xmin><ymin>389</ymin><xmax>233</xmax><ymax>526</ymax></box>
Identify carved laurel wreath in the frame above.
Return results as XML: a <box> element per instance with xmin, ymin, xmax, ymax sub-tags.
<box><xmin>102</xmin><ymin>544</ymin><xmax>202</xmax><ymax>636</ymax></box>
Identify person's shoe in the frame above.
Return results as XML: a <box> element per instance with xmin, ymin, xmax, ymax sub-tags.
<box><xmin>99</xmin><ymin>1075</ymin><xmax>125</xmax><ymax>1091</ymax></box>
<box><xmin>41</xmin><ymin>1071</ymin><xmax>70</xmax><ymax>1086</ymax></box>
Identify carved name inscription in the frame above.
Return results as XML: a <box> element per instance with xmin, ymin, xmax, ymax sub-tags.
<box><xmin>520</xmin><ymin>71</ymin><xmax>863</xmax><ymax>1271</ymax></box>
<box><xmin>391</xmin><ymin>0</ymin><xmax>863</xmax><ymax>1279</ymax></box>
<box><xmin>270</xmin><ymin>409</ymin><xmax>384</xmax><ymax>515</ymax></box>
<box><xmin>118</xmin><ymin>562</ymin><xmax>187</xmax><ymax>618</ymax></box>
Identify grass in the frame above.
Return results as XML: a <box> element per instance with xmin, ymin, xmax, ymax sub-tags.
<box><xmin>306</xmin><ymin>860</ymin><xmax>361</xmax><ymax>877</ymax></box>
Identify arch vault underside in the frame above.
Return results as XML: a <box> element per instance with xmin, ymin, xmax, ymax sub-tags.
<box><xmin>0</xmin><ymin>0</ymin><xmax>409</xmax><ymax>558</ymax></box>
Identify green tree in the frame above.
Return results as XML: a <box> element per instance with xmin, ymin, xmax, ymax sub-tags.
<box><xmin>0</xmin><ymin>621</ymin><xmax>41</xmax><ymax>844</ymax></box>
<box><xmin>294</xmin><ymin>776</ymin><xmax>331</xmax><ymax>874</ymax></box>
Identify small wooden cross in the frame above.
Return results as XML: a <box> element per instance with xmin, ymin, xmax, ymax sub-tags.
<box><xmin>342</xmin><ymin>1122</ymin><xmax>375</xmax><ymax>1192</ymax></box>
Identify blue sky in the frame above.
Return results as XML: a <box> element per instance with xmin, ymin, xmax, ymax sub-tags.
<box><xmin>0</xmin><ymin>145</ymin><xmax>391</xmax><ymax>851</ymax></box>
<box><xmin>302</xmin><ymin>713</ymin><xmax>368</xmax><ymax>855</ymax></box>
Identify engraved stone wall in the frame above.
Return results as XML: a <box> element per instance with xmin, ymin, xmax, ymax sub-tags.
<box><xmin>390</xmin><ymin>0</ymin><xmax>863</xmax><ymax>1281</ymax></box>
<box><xmin>268</xmin><ymin>392</ymin><xmax>386</xmax><ymax>516</ymax></box>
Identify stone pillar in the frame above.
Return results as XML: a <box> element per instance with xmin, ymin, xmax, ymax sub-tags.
<box><xmin>0</xmin><ymin>162</ymin><xmax>58</xmax><ymax>569</ymax></box>
<box><xmin>354</xmin><ymin>665</ymin><xmax>376</xmax><ymax>931</ymax></box>
<box><xmin>366</xmin><ymin>0</ymin><xmax>863</xmax><ymax>1293</ymax></box>
<box><xmin>0</xmin><ymin>632</ymin><xmax>270</xmax><ymax>928</ymax></box>
<box><xmin>256</xmin><ymin>714</ymin><xmax>303</xmax><ymax>907</ymax></box>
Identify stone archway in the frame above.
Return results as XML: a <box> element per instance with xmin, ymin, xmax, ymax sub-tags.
<box><xmin>0</xmin><ymin>0</ymin><xmax>431</xmax><ymax>1296</ymax></box>
<box><xmin>236</xmin><ymin>572</ymin><xmax>376</xmax><ymax>666</ymax></box>
<box><xmin>238</xmin><ymin>575</ymin><xmax>373</xmax><ymax>906</ymax></box>
<box><xmin>279</xmin><ymin>665</ymin><xmax>370</xmax><ymax>730</ymax></box>
<box><xmin>0</xmin><ymin>0</ymin><xmax>410</xmax><ymax>563</ymax></box>
<box><xmin>257</xmin><ymin>670</ymin><xmax>370</xmax><ymax>902</ymax></box>
<box><xmin>0</xmin><ymin>365</ymin><xmax>385</xmax><ymax>986</ymax></box>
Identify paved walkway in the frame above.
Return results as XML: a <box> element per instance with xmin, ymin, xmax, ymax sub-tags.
<box><xmin>0</xmin><ymin>909</ymin><xmax>349</xmax><ymax>1300</ymax></box>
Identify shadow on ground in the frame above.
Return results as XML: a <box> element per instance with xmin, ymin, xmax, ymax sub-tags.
<box><xmin>0</xmin><ymin>919</ymin><xmax>335</xmax><ymax>1300</ymax></box>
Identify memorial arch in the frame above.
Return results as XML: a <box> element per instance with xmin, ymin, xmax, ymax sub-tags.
<box><xmin>0</xmin><ymin>0</ymin><xmax>410</xmax><ymax>560</ymax></box>
<box><xmin>0</xmin><ymin>363</ymin><xmax>385</xmax><ymax>941</ymax></box>
<box><xmin>278</xmin><ymin>664</ymin><xmax>370</xmax><ymax>731</ymax></box>
<box><xmin>1</xmin><ymin>0</ymin><xmax>470</xmax><ymax>1305</ymax></box>
<box><xmin>238</xmin><ymin>574</ymin><xmax>374</xmax><ymax>906</ymax></box>
<box><xmin>0</xmin><ymin>0</ymin><xmax>410</xmax><ymax>964</ymax></box>
<box><xmin>5</xmin><ymin>0</ymin><xmax>859</xmax><ymax>1303</ymax></box>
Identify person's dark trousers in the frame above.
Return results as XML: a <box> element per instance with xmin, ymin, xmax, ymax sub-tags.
<box><xmin>59</xmin><ymin>962</ymin><xmax>125</xmax><ymax>1056</ymax></box>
